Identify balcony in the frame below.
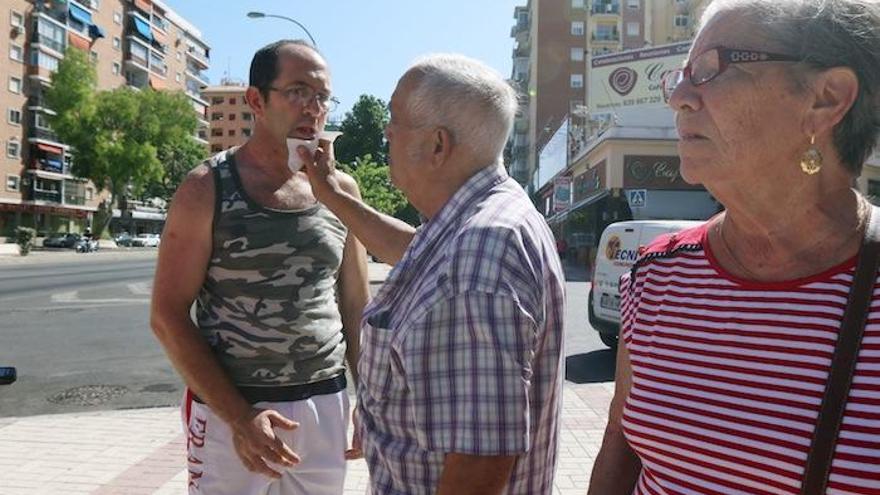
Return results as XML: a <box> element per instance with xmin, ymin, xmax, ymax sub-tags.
<box><xmin>27</xmin><ymin>95</ymin><xmax>55</xmax><ymax>113</ymax></box>
<box><xmin>31</xmin><ymin>127</ymin><xmax>62</xmax><ymax>143</ymax></box>
<box><xmin>64</xmin><ymin>193</ymin><xmax>86</xmax><ymax>205</ymax></box>
<box><xmin>592</xmin><ymin>31</ymin><xmax>620</xmax><ymax>43</ymax></box>
<box><xmin>186</xmin><ymin>68</ymin><xmax>209</xmax><ymax>87</ymax></box>
<box><xmin>150</xmin><ymin>60</ymin><xmax>168</xmax><ymax>77</ymax></box>
<box><xmin>31</xmin><ymin>189</ymin><xmax>62</xmax><ymax>203</ymax></box>
<box><xmin>31</xmin><ymin>32</ymin><xmax>66</xmax><ymax>55</ymax></box>
<box><xmin>186</xmin><ymin>46</ymin><xmax>210</xmax><ymax>69</ymax></box>
<box><xmin>591</xmin><ymin>2</ymin><xmax>621</xmax><ymax>15</ymax></box>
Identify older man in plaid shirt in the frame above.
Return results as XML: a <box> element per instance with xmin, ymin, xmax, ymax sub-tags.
<box><xmin>300</xmin><ymin>54</ymin><xmax>565</xmax><ymax>495</ymax></box>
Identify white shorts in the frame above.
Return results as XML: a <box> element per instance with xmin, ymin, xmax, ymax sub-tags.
<box><xmin>182</xmin><ymin>389</ymin><xmax>350</xmax><ymax>495</ymax></box>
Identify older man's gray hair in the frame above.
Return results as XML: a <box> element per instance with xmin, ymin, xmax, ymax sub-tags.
<box><xmin>700</xmin><ymin>0</ymin><xmax>880</xmax><ymax>175</ymax></box>
<box><xmin>403</xmin><ymin>54</ymin><xmax>519</xmax><ymax>166</ymax></box>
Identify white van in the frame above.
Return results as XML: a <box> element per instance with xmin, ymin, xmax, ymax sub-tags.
<box><xmin>589</xmin><ymin>220</ymin><xmax>702</xmax><ymax>348</ymax></box>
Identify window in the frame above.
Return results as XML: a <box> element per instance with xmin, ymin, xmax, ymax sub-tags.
<box><xmin>228</xmin><ymin>129</ymin><xmax>236</xmax><ymax>137</ymax></box>
<box><xmin>242</xmin><ymin>128</ymin><xmax>252</xmax><ymax>137</ymax></box>
<box><xmin>570</xmin><ymin>47</ymin><xmax>584</xmax><ymax>61</ymax></box>
<box><xmin>242</xmin><ymin>112</ymin><xmax>252</xmax><ymax>121</ymax></box>
<box><xmin>175</xmin><ymin>72</ymin><xmax>181</xmax><ymax>83</ymax></box>
<box><xmin>85</xmin><ymin>188</ymin><xmax>94</xmax><ymax>201</ymax></box>
<box><xmin>6</xmin><ymin>174</ymin><xmax>19</xmax><ymax>192</ymax></box>
<box><xmin>90</xmin><ymin>50</ymin><xmax>98</xmax><ymax>64</ymax></box>
<box><xmin>627</xmin><ymin>22</ymin><xmax>640</xmax><ymax>36</ymax></box>
<box><xmin>8</xmin><ymin>77</ymin><xmax>21</xmax><ymax>94</ymax></box>
<box><xmin>869</xmin><ymin>180</ymin><xmax>880</xmax><ymax>199</ymax></box>
<box><xmin>113</xmin><ymin>11</ymin><xmax>122</xmax><ymax>24</ymax></box>
<box><xmin>113</xmin><ymin>37</ymin><xmax>121</xmax><ymax>50</ymax></box>
<box><xmin>35</xmin><ymin>112</ymin><xmax>52</xmax><ymax>130</ymax></box>
<box><xmin>7</xmin><ymin>141</ymin><xmax>20</xmax><ymax>159</ymax></box>
<box><xmin>8</xmin><ymin>109</ymin><xmax>21</xmax><ymax>125</ymax></box>
<box><xmin>10</xmin><ymin>11</ymin><xmax>24</xmax><ymax>29</ymax></box>
<box><xmin>211</xmin><ymin>96</ymin><xmax>224</xmax><ymax>105</ymax></box>
<box><xmin>31</xmin><ymin>51</ymin><xmax>60</xmax><ymax>71</ymax></box>
<box><xmin>571</xmin><ymin>21</ymin><xmax>585</xmax><ymax>36</ymax></box>
<box><xmin>229</xmin><ymin>98</ymin><xmax>236</xmax><ymax>105</ymax></box>
<box><xmin>211</xmin><ymin>128</ymin><xmax>223</xmax><ymax>137</ymax></box>
<box><xmin>571</xmin><ymin>0</ymin><xmax>585</xmax><ymax>8</ymax></box>
<box><xmin>112</xmin><ymin>62</ymin><xmax>120</xmax><ymax>75</ymax></box>
<box><xmin>211</xmin><ymin>145</ymin><xmax>223</xmax><ymax>153</ymax></box>
<box><xmin>211</xmin><ymin>112</ymin><xmax>223</xmax><ymax>121</ymax></box>
<box><xmin>595</xmin><ymin>24</ymin><xmax>618</xmax><ymax>40</ymax></box>
<box><xmin>627</xmin><ymin>0</ymin><xmax>640</xmax><ymax>8</ymax></box>
<box><xmin>176</xmin><ymin>51</ymin><xmax>182</xmax><ymax>61</ymax></box>
<box><xmin>674</xmin><ymin>15</ymin><xmax>690</xmax><ymax>27</ymax></box>
<box><xmin>571</xmin><ymin>74</ymin><xmax>584</xmax><ymax>88</ymax></box>
<box><xmin>228</xmin><ymin>113</ymin><xmax>236</xmax><ymax>121</ymax></box>
<box><xmin>9</xmin><ymin>44</ymin><xmax>23</xmax><ymax>62</ymax></box>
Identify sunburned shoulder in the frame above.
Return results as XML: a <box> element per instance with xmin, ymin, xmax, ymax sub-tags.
<box><xmin>169</xmin><ymin>163</ymin><xmax>214</xmax><ymax>214</ymax></box>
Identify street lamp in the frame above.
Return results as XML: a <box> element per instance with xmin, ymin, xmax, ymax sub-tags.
<box><xmin>246</xmin><ymin>11</ymin><xmax>318</xmax><ymax>47</ymax></box>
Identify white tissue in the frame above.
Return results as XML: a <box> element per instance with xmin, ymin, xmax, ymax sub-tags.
<box><xmin>286</xmin><ymin>131</ymin><xmax>343</xmax><ymax>172</ymax></box>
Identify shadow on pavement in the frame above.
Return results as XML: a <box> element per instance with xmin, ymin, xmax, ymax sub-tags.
<box><xmin>565</xmin><ymin>349</ymin><xmax>616</xmax><ymax>384</ymax></box>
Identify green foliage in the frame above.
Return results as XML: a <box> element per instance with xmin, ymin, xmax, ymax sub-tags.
<box><xmin>44</xmin><ymin>48</ymin><xmax>200</xmax><ymax>232</ymax></box>
<box><xmin>346</xmin><ymin>155</ymin><xmax>408</xmax><ymax>218</ymax></box>
<box><xmin>15</xmin><ymin>227</ymin><xmax>36</xmax><ymax>256</ymax></box>
<box><xmin>335</xmin><ymin>95</ymin><xmax>389</xmax><ymax>166</ymax></box>
<box><xmin>147</xmin><ymin>135</ymin><xmax>209</xmax><ymax>201</ymax></box>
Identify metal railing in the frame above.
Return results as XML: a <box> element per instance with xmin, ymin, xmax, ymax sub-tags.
<box><xmin>32</xmin><ymin>189</ymin><xmax>62</xmax><ymax>203</ymax></box>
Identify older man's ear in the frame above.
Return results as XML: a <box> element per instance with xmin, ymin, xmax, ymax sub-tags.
<box><xmin>430</xmin><ymin>127</ymin><xmax>454</xmax><ymax>168</ymax></box>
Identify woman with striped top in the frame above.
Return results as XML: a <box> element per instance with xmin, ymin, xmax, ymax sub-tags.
<box><xmin>588</xmin><ymin>1</ymin><xmax>880</xmax><ymax>494</ymax></box>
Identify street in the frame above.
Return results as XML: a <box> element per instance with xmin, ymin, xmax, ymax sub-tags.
<box><xmin>0</xmin><ymin>253</ymin><xmax>613</xmax><ymax>417</ymax></box>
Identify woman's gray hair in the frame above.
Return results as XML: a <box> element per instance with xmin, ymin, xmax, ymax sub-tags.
<box><xmin>701</xmin><ymin>0</ymin><xmax>880</xmax><ymax>175</ymax></box>
<box><xmin>403</xmin><ymin>54</ymin><xmax>519</xmax><ymax>165</ymax></box>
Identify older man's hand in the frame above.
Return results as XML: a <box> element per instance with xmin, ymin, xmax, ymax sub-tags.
<box><xmin>300</xmin><ymin>140</ymin><xmax>343</xmax><ymax>205</ymax></box>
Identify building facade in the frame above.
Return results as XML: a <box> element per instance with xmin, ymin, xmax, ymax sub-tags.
<box><xmin>507</xmin><ymin>0</ymin><xmax>708</xmax><ymax>191</ymax></box>
<box><xmin>201</xmin><ymin>83</ymin><xmax>253</xmax><ymax>154</ymax></box>
<box><xmin>0</xmin><ymin>0</ymin><xmax>210</xmax><ymax>239</ymax></box>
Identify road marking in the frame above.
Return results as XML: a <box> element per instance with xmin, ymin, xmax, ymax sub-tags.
<box><xmin>51</xmin><ymin>290</ymin><xmax>146</xmax><ymax>305</ymax></box>
<box><xmin>127</xmin><ymin>282</ymin><xmax>152</xmax><ymax>296</ymax></box>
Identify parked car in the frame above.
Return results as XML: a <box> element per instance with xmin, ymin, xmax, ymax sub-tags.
<box><xmin>131</xmin><ymin>233</ymin><xmax>160</xmax><ymax>248</ymax></box>
<box><xmin>42</xmin><ymin>233</ymin><xmax>81</xmax><ymax>249</ymax></box>
<box><xmin>589</xmin><ymin>220</ymin><xmax>702</xmax><ymax>348</ymax></box>
<box><xmin>114</xmin><ymin>232</ymin><xmax>134</xmax><ymax>247</ymax></box>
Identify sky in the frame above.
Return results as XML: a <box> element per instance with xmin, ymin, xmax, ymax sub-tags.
<box><xmin>167</xmin><ymin>0</ymin><xmax>525</xmax><ymax>121</ymax></box>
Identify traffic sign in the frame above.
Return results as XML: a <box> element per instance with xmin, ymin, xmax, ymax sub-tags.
<box><xmin>628</xmin><ymin>189</ymin><xmax>647</xmax><ymax>208</ymax></box>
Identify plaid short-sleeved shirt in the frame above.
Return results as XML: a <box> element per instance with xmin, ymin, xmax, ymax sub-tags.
<box><xmin>357</xmin><ymin>165</ymin><xmax>565</xmax><ymax>494</ymax></box>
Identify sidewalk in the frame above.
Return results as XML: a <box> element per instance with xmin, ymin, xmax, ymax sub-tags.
<box><xmin>0</xmin><ymin>383</ymin><xmax>612</xmax><ymax>494</ymax></box>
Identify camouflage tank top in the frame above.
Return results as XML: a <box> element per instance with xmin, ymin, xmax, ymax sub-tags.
<box><xmin>196</xmin><ymin>149</ymin><xmax>348</xmax><ymax>388</ymax></box>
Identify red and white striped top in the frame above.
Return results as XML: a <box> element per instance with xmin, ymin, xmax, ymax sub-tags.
<box><xmin>620</xmin><ymin>222</ymin><xmax>880</xmax><ymax>495</ymax></box>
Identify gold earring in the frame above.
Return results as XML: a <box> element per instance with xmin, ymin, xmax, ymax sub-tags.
<box><xmin>800</xmin><ymin>135</ymin><xmax>823</xmax><ymax>175</ymax></box>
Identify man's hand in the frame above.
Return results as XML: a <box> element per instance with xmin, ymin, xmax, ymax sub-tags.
<box><xmin>300</xmin><ymin>139</ymin><xmax>344</xmax><ymax>205</ymax></box>
<box><xmin>344</xmin><ymin>406</ymin><xmax>363</xmax><ymax>460</ymax></box>
<box><xmin>230</xmin><ymin>408</ymin><xmax>301</xmax><ymax>478</ymax></box>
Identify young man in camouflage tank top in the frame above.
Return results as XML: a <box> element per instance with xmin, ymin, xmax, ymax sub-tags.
<box><xmin>151</xmin><ymin>40</ymin><xmax>370</xmax><ymax>495</ymax></box>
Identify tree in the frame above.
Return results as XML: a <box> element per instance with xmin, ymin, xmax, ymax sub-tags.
<box><xmin>44</xmin><ymin>48</ymin><xmax>199</xmax><ymax>235</ymax></box>
<box><xmin>344</xmin><ymin>155</ymin><xmax>408</xmax><ymax>218</ymax></box>
<box><xmin>335</xmin><ymin>95</ymin><xmax>389</xmax><ymax>166</ymax></box>
<box><xmin>146</xmin><ymin>135</ymin><xmax>209</xmax><ymax>201</ymax></box>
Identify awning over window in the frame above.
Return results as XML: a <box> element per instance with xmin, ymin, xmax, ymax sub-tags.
<box><xmin>133</xmin><ymin>17</ymin><xmax>153</xmax><ymax>42</ymax></box>
<box><xmin>68</xmin><ymin>3</ymin><xmax>93</xmax><ymax>25</ymax></box>
<box><xmin>36</xmin><ymin>143</ymin><xmax>64</xmax><ymax>155</ymax></box>
<box><xmin>148</xmin><ymin>74</ymin><xmax>165</xmax><ymax>89</ymax></box>
<box><xmin>88</xmin><ymin>24</ymin><xmax>106</xmax><ymax>39</ymax></box>
<box><xmin>68</xmin><ymin>31</ymin><xmax>90</xmax><ymax>50</ymax></box>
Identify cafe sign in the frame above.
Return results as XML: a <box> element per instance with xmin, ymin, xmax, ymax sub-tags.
<box><xmin>573</xmin><ymin>160</ymin><xmax>606</xmax><ymax>202</ymax></box>
<box><xmin>623</xmin><ymin>155</ymin><xmax>702</xmax><ymax>190</ymax></box>
<box><xmin>589</xmin><ymin>42</ymin><xmax>690</xmax><ymax>113</ymax></box>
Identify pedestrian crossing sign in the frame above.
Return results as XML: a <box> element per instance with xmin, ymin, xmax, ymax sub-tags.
<box><xmin>628</xmin><ymin>189</ymin><xmax>647</xmax><ymax>208</ymax></box>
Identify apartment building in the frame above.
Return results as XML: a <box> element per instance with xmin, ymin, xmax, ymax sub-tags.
<box><xmin>507</xmin><ymin>0</ymin><xmax>708</xmax><ymax>190</ymax></box>
<box><xmin>0</xmin><ymin>0</ymin><xmax>210</xmax><ymax>239</ymax></box>
<box><xmin>202</xmin><ymin>83</ymin><xmax>254</xmax><ymax>154</ymax></box>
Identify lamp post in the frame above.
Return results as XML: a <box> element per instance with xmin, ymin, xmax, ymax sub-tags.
<box><xmin>246</xmin><ymin>11</ymin><xmax>318</xmax><ymax>47</ymax></box>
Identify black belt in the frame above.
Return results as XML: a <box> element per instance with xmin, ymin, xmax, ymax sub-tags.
<box><xmin>192</xmin><ymin>374</ymin><xmax>347</xmax><ymax>404</ymax></box>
